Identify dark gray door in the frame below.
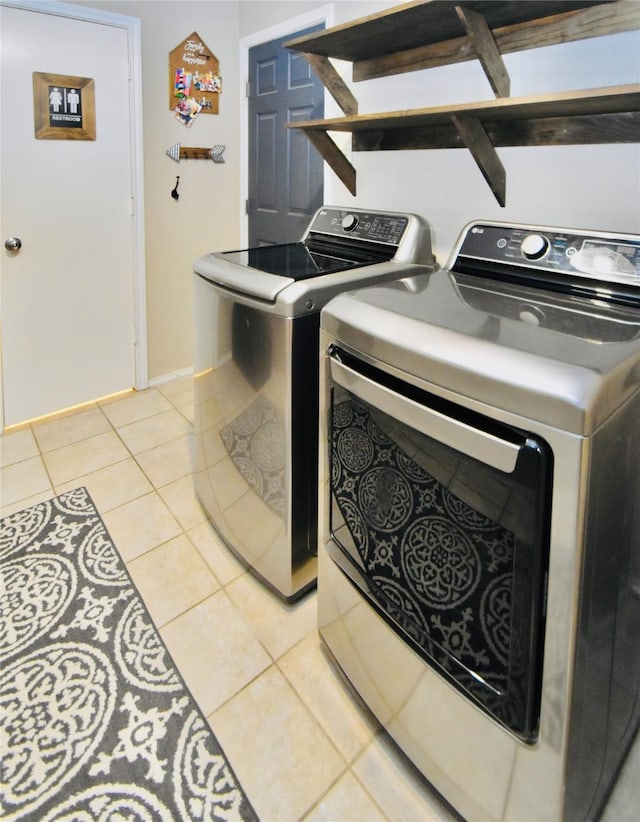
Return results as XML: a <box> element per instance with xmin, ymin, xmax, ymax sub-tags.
<box><xmin>248</xmin><ymin>25</ymin><xmax>324</xmax><ymax>246</ymax></box>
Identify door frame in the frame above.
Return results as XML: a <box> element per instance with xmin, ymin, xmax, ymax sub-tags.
<box><xmin>239</xmin><ymin>5</ymin><xmax>334</xmax><ymax>248</ymax></box>
<box><xmin>0</xmin><ymin>0</ymin><xmax>147</xmax><ymax>429</ymax></box>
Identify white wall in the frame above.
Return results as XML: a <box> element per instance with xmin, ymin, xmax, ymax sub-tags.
<box><xmin>239</xmin><ymin>0</ymin><xmax>327</xmax><ymax>34</ymax></box>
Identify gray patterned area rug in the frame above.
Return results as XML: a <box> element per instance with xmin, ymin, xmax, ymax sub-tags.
<box><xmin>0</xmin><ymin>487</ymin><xmax>258</xmax><ymax>821</ymax></box>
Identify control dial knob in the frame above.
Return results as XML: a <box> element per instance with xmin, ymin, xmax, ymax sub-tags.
<box><xmin>521</xmin><ymin>233</ymin><xmax>550</xmax><ymax>260</ymax></box>
<box><xmin>341</xmin><ymin>214</ymin><xmax>359</xmax><ymax>232</ymax></box>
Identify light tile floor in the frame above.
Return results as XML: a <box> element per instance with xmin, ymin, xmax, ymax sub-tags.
<box><xmin>1</xmin><ymin>376</ymin><xmax>638</xmax><ymax>822</ymax></box>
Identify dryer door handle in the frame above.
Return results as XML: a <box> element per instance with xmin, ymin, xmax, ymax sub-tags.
<box><xmin>330</xmin><ymin>356</ymin><xmax>521</xmax><ymax>474</ymax></box>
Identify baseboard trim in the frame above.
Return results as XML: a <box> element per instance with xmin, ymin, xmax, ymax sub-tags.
<box><xmin>148</xmin><ymin>367</ymin><xmax>194</xmax><ymax>387</ymax></box>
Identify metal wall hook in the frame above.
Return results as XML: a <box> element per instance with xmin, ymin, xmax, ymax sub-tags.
<box><xmin>171</xmin><ymin>176</ymin><xmax>180</xmax><ymax>200</ymax></box>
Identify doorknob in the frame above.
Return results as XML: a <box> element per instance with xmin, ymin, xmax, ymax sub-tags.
<box><xmin>5</xmin><ymin>237</ymin><xmax>22</xmax><ymax>252</ymax></box>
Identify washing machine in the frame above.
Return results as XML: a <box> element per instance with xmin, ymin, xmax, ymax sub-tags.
<box><xmin>318</xmin><ymin>221</ymin><xmax>640</xmax><ymax>820</ymax></box>
<box><xmin>193</xmin><ymin>207</ymin><xmax>434</xmax><ymax>601</ymax></box>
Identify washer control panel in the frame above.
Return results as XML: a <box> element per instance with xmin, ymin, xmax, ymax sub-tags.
<box><xmin>309</xmin><ymin>207</ymin><xmax>409</xmax><ymax>246</ymax></box>
<box><xmin>456</xmin><ymin>223</ymin><xmax>640</xmax><ymax>287</ymax></box>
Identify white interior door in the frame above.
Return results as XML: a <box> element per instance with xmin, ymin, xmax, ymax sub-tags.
<box><xmin>1</xmin><ymin>2</ymin><xmax>144</xmax><ymax>428</ymax></box>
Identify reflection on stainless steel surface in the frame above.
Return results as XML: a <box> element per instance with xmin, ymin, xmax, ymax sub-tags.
<box><xmin>231</xmin><ymin>304</ymin><xmax>272</xmax><ymax>390</ymax></box>
<box><xmin>193</xmin><ymin>280</ymin><xmax>305</xmax><ymax>598</ymax></box>
<box><xmin>329</xmin><ymin>390</ymin><xmax>547</xmax><ymax>738</ymax></box>
<box><xmin>321</xmin><ymin>269</ymin><xmax>640</xmax><ymax>434</ymax></box>
<box><xmin>571</xmin><ymin>245</ymin><xmax>638</xmax><ymax>280</ymax></box>
<box><xmin>220</xmin><ymin>396</ymin><xmax>286</xmax><ymax>517</ymax></box>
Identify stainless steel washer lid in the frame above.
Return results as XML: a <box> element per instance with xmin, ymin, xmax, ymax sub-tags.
<box><xmin>194</xmin><ymin>252</ymin><xmax>294</xmax><ymax>302</ymax></box>
<box><xmin>193</xmin><ymin>206</ymin><xmax>435</xmax><ymax>309</ymax></box>
<box><xmin>321</xmin><ymin>270</ymin><xmax>640</xmax><ymax>435</ymax></box>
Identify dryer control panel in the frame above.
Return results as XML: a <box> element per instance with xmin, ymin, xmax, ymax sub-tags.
<box><xmin>454</xmin><ymin>223</ymin><xmax>640</xmax><ymax>290</ymax></box>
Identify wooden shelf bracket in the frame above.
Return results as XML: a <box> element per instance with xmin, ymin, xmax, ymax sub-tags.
<box><xmin>455</xmin><ymin>6</ymin><xmax>510</xmax><ymax>97</ymax></box>
<box><xmin>304</xmin><ymin>129</ymin><xmax>356</xmax><ymax>195</ymax></box>
<box><xmin>452</xmin><ymin>115</ymin><xmax>506</xmax><ymax>206</ymax></box>
<box><xmin>303</xmin><ymin>53</ymin><xmax>358</xmax><ymax>116</ymax></box>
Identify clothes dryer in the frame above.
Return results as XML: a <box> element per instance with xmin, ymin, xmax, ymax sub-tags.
<box><xmin>319</xmin><ymin>221</ymin><xmax>640</xmax><ymax>820</ymax></box>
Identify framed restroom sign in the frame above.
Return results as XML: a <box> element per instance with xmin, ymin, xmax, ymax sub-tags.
<box><xmin>33</xmin><ymin>72</ymin><xmax>96</xmax><ymax>140</ymax></box>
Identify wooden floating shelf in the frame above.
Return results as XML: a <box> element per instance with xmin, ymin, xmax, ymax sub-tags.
<box><xmin>285</xmin><ymin>0</ymin><xmax>640</xmax><ymax>205</ymax></box>
<box><xmin>289</xmin><ymin>86</ymin><xmax>640</xmax><ymax>136</ymax></box>
<box><xmin>352</xmin><ymin>111</ymin><xmax>640</xmax><ymax>151</ymax></box>
<box><xmin>286</xmin><ymin>84</ymin><xmax>640</xmax><ymax>205</ymax></box>
<box><xmin>285</xmin><ymin>1</ymin><xmax>633</xmax><ymax>82</ymax></box>
<box><xmin>351</xmin><ymin>2</ymin><xmax>640</xmax><ymax>83</ymax></box>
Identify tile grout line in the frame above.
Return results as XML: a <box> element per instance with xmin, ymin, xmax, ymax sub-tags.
<box><xmin>46</xmin><ymin>403</ymin><xmax>115</xmax><ymax>496</ymax></box>
<box><xmin>32</xmin><ymin>420</ymin><xmax>57</xmax><ymax>498</ymax></box>
<box><xmin>125</xmin><ymin>550</ymin><xmax>223</xmax><ymax>628</ymax></box>
<box><xmin>102</xmin><ymin>392</ymin><xmax>193</xmax><ymax>497</ymax></box>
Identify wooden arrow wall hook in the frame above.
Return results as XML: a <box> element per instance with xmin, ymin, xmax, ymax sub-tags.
<box><xmin>166</xmin><ymin>142</ymin><xmax>226</xmax><ymax>163</ymax></box>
